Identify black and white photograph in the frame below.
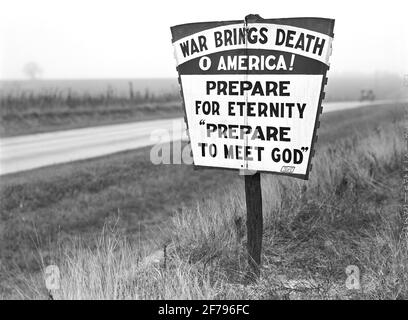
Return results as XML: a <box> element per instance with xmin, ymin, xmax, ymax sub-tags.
<box><xmin>0</xmin><ymin>0</ymin><xmax>407</xmax><ymax>307</ymax></box>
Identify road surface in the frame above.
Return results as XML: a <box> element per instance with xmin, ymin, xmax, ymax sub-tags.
<box><xmin>0</xmin><ymin>99</ymin><xmax>403</xmax><ymax>175</ymax></box>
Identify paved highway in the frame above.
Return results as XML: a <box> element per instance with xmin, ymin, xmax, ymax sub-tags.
<box><xmin>0</xmin><ymin>99</ymin><xmax>402</xmax><ymax>175</ymax></box>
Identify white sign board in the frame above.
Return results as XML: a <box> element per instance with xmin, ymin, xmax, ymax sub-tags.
<box><xmin>171</xmin><ymin>15</ymin><xmax>335</xmax><ymax>179</ymax></box>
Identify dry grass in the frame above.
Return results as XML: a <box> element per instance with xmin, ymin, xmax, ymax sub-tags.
<box><xmin>12</xmin><ymin>116</ymin><xmax>407</xmax><ymax>300</ymax></box>
<box><xmin>0</xmin><ymin>88</ymin><xmax>182</xmax><ymax>136</ymax></box>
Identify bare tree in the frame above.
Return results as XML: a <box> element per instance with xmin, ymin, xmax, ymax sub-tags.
<box><xmin>23</xmin><ymin>62</ymin><xmax>42</xmax><ymax>80</ymax></box>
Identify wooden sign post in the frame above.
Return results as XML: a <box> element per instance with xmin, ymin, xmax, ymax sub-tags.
<box><xmin>171</xmin><ymin>15</ymin><xmax>334</xmax><ymax>279</ymax></box>
<box><xmin>245</xmin><ymin>172</ymin><xmax>262</xmax><ymax>279</ymax></box>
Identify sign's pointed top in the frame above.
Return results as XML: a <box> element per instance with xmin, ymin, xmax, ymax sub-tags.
<box><xmin>245</xmin><ymin>14</ymin><xmax>264</xmax><ymax>23</ymax></box>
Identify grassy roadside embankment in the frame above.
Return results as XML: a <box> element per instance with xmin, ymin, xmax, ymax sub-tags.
<box><xmin>0</xmin><ymin>102</ymin><xmax>406</xmax><ymax>299</ymax></box>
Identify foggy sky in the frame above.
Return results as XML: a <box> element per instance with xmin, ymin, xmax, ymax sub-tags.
<box><xmin>1</xmin><ymin>0</ymin><xmax>407</xmax><ymax>79</ymax></box>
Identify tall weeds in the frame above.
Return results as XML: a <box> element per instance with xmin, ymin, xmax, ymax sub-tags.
<box><xmin>18</xmin><ymin>120</ymin><xmax>407</xmax><ymax>299</ymax></box>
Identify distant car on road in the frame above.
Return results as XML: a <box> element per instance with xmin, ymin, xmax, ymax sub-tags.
<box><xmin>360</xmin><ymin>89</ymin><xmax>375</xmax><ymax>102</ymax></box>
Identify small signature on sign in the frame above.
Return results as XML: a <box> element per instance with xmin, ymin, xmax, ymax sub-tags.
<box><xmin>281</xmin><ymin>166</ymin><xmax>295</xmax><ymax>173</ymax></box>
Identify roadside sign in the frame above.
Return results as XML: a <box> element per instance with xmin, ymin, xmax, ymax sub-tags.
<box><xmin>171</xmin><ymin>14</ymin><xmax>335</xmax><ymax>279</ymax></box>
<box><xmin>171</xmin><ymin>15</ymin><xmax>334</xmax><ymax>180</ymax></box>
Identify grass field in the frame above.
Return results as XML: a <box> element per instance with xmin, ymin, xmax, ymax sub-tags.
<box><xmin>0</xmin><ymin>102</ymin><xmax>406</xmax><ymax>299</ymax></box>
<box><xmin>0</xmin><ymin>80</ymin><xmax>182</xmax><ymax>137</ymax></box>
